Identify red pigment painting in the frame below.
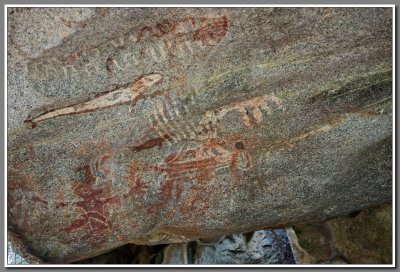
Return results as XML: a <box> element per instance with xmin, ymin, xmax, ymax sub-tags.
<box><xmin>125</xmin><ymin>138</ymin><xmax>251</xmax><ymax>219</ymax></box>
<box><xmin>63</xmin><ymin>164</ymin><xmax>121</xmax><ymax>240</ymax></box>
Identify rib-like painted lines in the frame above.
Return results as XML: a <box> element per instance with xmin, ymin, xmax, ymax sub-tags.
<box><xmin>141</xmin><ymin>93</ymin><xmax>284</xmax><ymax>151</ymax></box>
<box><xmin>150</xmin><ymin>98</ymin><xmax>204</xmax><ymax>145</ymax></box>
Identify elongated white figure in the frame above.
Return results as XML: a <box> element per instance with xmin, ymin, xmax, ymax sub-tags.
<box><xmin>26</xmin><ymin>73</ymin><xmax>162</xmax><ymax>125</ymax></box>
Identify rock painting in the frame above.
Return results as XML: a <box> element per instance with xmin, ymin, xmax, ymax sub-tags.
<box><xmin>62</xmin><ymin>163</ymin><xmax>120</xmax><ymax>241</ymax></box>
<box><xmin>25</xmin><ymin>73</ymin><xmax>162</xmax><ymax>127</ymax></box>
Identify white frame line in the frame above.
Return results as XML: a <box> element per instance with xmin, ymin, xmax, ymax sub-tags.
<box><xmin>3</xmin><ymin>4</ymin><xmax>396</xmax><ymax>268</ymax></box>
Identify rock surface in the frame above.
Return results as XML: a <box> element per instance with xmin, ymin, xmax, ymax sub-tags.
<box><xmin>7</xmin><ymin>7</ymin><xmax>392</xmax><ymax>263</ymax></box>
<box><xmin>287</xmin><ymin>204</ymin><xmax>392</xmax><ymax>264</ymax></box>
<box><xmin>74</xmin><ymin>229</ymin><xmax>295</xmax><ymax>264</ymax></box>
<box><xmin>192</xmin><ymin>229</ymin><xmax>295</xmax><ymax>264</ymax></box>
<box><xmin>331</xmin><ymin>204</ymin><xmax>392</xmax><ymax>264</ymax></box>
<box><xmin>161</xmin><ymin>230</ymin><xmax>295</xmax><ymax>264</ymax></box>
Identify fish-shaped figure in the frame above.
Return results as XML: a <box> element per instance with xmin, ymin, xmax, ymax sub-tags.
<box><xmin>25</xmin><ymin>73</ymin><xmax>162</xmax><ymax>127</ymax></box>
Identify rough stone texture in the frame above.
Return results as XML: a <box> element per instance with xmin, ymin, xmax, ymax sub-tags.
<box><xmin>75</xmin><ymin>244</ymin><xmax>166</xmax><ymax>264</ymax></box>
<box><xmin>287</xmin><ymin>204</ymin><xmax>392</xmax><ymax>264</ymax></box>
<box><xmin>287</xmin><ymin>223</ymin><xmax>342</xmax><ymax>264</ymax></box>
<box><xmin>161</xmin><ymin>230</ymin><xmax>295</xmax><ymax>264</ymax></box>
<box><xmin>75</xmin><ymin>229</ymin><xmax>295</xmax><ymax>264</ymax></box>
<box><xmin>193</xmin><ymin>229</ymin><xmax>295</xmax><ymax>264</ymax></box>
<box><xmin>332</xmin><ymin>204</ymin><xmax>392</xmax><ymax>264</ymax></box>
<box><xmin>7</xmin><ymin>7</ymin><xmax>392</xmax><ymax>263</ymax></box>
<box><xmin>286</xmin><ymin>227</ymin><xmax>317</xmax><ymax>264</ymax></box>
